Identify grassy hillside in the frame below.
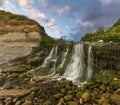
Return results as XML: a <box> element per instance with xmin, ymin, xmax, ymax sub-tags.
<box><xmin>81</xmin><ymin>19</ymin><xmax>120</xmax><ymax>42</ymax></box>
<box><xmin>0</xmin><ymin>10</ymin><xmax>28</xmax><ymax>20</ymax></box>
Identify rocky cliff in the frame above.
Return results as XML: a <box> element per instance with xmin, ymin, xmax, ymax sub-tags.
<box><xmin>92</xmin><ymin>42</ymin><xmax>120</xmax><ymax>70</ymax></box>
<box><xmin>0</xmin><ymin>10</ymin><xmax>46</xmax><ymax>64</ymax></box>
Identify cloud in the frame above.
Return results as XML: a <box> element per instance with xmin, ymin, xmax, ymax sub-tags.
<box><xmin>18</xmin><ymin>0</ymin><xmax>27</xmax><ymax>6</ymax></box>
<box><xmin>54</xmin><ymin>6</ymin><xmax>70</xmax><ymax>15</ymax></box>
<box><xmin>23</xmin><ymin>7</ymin><xmax>46</xmax><ymax>19</ymax></box>
<box><xmin>38</xmin><ymin>0</ymin><xmax>70</xmax><ymax>15</ymax></box>
<box><xmin>47</xmin><ymin>18</ymin><xmax>59</xmax><ymax>33</ymax></box>
<box><xmin>65</xmin><ymin>25</ymin><xmax>70</xmax><ymax>29</ymax></box>
<box><xmin>99</xmin><ymin>0</ymin><xmax>112</xmax><ymax>5</ymax></box>
<box><xmin>39</xmin><ymin>0</ymin><xmax>48</xmax><ymax>8</ymax></box>
<box><xmin>0</xmin><ymin>0</ymin><xmax>9</xmax><ymax>5</ymax></box>
<box><xmin>18</xmin><ymin>0</ymin><xmax>33</xmax><ymax>7</ymax></box>
<box><xmin>68</xmin><ymin>0</ymin><xmax>120</xmax><ymax>41</ymax></box>
<box><xmin>76</xmin><ymin>19</ymin><xmax>93</xmax><ymax>27</ymax></box>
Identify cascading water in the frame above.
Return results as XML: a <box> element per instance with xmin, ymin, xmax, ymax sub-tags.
<box><xmin>41</xmin><ymin>46</ymin><xmax>55</xmax><ymax>68</ymax></box>
<box><xmin>49</xmin><ymin>46</ymin><xmax>58</xmax><ymax>75</ymax></box>
<box><xmin>63</xmin><ymin>44</ymin><xmax>85</xmax><ymax>82</ymax></box>
<box><xmin>27</xmin><ymin>46</ymin><xmax>58</xmax><ymax>76</ymax></box>
<box><xmin>27</xmin><ymin>43</ymin><xmax>94</xmax><ymax>83</ymax></box>
<box><xmin>86</xmin><ymin>46</ymin><xmax>94</xmax><ymax>80</ymax></box>
<box><xmin>57</xmin><ymin>47</ymin><xmax>69</xmax><ymax>69</ymax></box>
<box><xmin>27</xmin><ymin>47</ymin><xmax>55</xmax><ymax>74</ymax></box>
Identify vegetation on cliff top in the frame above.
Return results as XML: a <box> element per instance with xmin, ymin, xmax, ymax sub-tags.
<box><xmin>81</xmin><ymin>19</ymin><xmax>120</xmax><ymax>42</ymax></box>
<box><xmin>0</xmin><ymin>10</ymin><xmax>28</xmax><ymax>20</ymax></box>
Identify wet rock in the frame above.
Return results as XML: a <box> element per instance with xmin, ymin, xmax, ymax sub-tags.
<box><xmin>4</xmin><ymin>97</ymin><xmax>12</xmax><ymax>103</ymax></box>
<box><xmin>115</xmin><ymin>88</ymin><xmax>120</xmax><ymax>94</ymax></box>
<box><xmin>36</xmin><ymin>98</ymin><xmax>44</xmax><ymax>104</ymax></box>
<box><xmin>80</xmin><ymin>92</ymin><xmax>90</xmax><ymax>103</ymax></box>
<box><xmin>67</xmin><ymin>90</ymin><xmax>73</xmax><ymax>95</ymax></box>
<box><xmin>99</xmin><ymin>84</ymin><xmax>106</xmax><ymax>91</ymax></box>
<box><xmin>59</xmin><ymin>98</ymin><xmax>64</xmax><ymax>103</ymax></box>
<box><xmin>43</xmin><ymin>100</ymin><xmax>51</xmax><ymax>105</ymax></box>
<box><xmin>21</xmin><ymin>100</ymin><xmax>32</xmax><ymax>105</ymax></box>
<box><xmin>111</xmin><ymin>94</ymin><xmax>120</xmax><ymax>105</ymax></box>
<box><xmin>25</xmin><ymin>92</ymin><xmax>35</xmax><ymax>100</ymax></box>
<box><xmin>3</xmin><ymin>82</ymin><xmax>13</xmax><ymax>89</ymax></box>
<box><xmin>15</xmin><ymin>100</ymin><xmax>22</xmax><ymax>105</ymax></box>
<box><xmin>5</xmin><ymin>101</ymin><xmax>13</xmax><ymax>105</ymax></box>
<box><xmin>0</xmin><ymin>102</ymin><xmax>4</xmax><ymax>105</ymax></box>
<box><xmin>0</xmin><ymin>89</ymin><xmax>31</xmax><ymax>97</ymax></box>
<box><xmin>30</xmin><ymin>77</ymin><xmax>44</xmax><ymax>83</ymax></box>
<box><xmin>57</xmin><ymin>102</ymin><xmax>65</xmax><ymax>105</ymax></box>
<box><xmin>60</xmin><ymin>88</ymin><xmax>66</xmax><ymax>94</ymax></box>
<box><xmin>68</xmin><ymin>101</ymin><xmax>78</xmax><ymax>105</ymax></box>
<box><xmin>53</xmin><ymin>93</ymin><xmax>64</xmax><ymax>99</ymax></box>
<box><xmin>64</xmin><ymin>95</ymin><xmax>73</xmax><ymax>101</ymax></box>
<box><xmin>76</xmin><ymin>92</ymin><xmax>82</xmax><ymax>99</ymax></box>
<box><xmin>30</xmin><ymin>87</ymin><xmax>39</xmax><ymax>92</ymax></box>
<box><xmin>65</xmin><ymin>85</ymin><xmax>71</xmax><ymax>90</ymax></box>
<box><xmin>110</xmin><ymin>81</ymin><xmax>120</xmax><ymax>89</ymax></box>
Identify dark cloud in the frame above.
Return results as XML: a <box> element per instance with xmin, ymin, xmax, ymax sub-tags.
<box><xmin>83</xmin><ymin>1</ymin><xmax>120</xmax><ymax>26</ymax></box>
<box><xmin>69</xmin><ymin>1</ymin><xmax>120</xmax><ymax>41</ymax></box>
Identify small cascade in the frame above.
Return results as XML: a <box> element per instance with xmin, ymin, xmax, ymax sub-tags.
<box><xmin>26</xmin><ymin>47</ymin><xmax>55</xmax><ymax>74</ymax></box>
<box><xmin>27</xmin><ymin>46</ymin><xmax>58</xmax><ymax>76</ymax></box>
<box><xmin>41</xmin><ymin>46</ymin><xmax>55</xmax><ymax>68</ymax></box>
<box><xmin>57</xmin><ymin>47</ymin><xmax>69</xmax><ymax>70</ymax></box>
<box><xmin>63</xmin><ymin>44</ymin><xmax>85</xmax><ymax>82</ymax></box>
<box><xmin>86</xmin><ymin>46</ymin><xmax>94</xmax><ymax>80</ymax></box>
<box><xmin>49</xmin><ymin>46</ymin><xmax>58</xmax><ymax>75</ymax></box>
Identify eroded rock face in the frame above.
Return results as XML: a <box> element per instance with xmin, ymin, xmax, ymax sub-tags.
<box><xmin>92</xmin><ymin>43</ymin><xmax>120</xmax><ymax>70</ymax></box>
<box><xmin>0</xmin><ymin>15</ymin><xmax>45</xmax><ymax>64</ymax></box>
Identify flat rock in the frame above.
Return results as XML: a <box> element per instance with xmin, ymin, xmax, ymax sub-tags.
<box><xmin>0</xmin><ymin>89</ymin><xmax>31</xmax><ymax>98</ymax></box>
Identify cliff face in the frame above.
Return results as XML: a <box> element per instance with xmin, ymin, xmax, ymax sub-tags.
<box><xmin>92</xmin><ymin>43</ymin><xmax>120</xmax><ymax>71</ymax></box>
<box><xmin>0</xmin><ymin>10</ymin><xmax>46</xmax><ymax>64</ymax></box>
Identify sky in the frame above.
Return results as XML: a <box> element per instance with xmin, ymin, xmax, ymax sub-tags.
<box><xmin>0</xmin><ymin>0</ymin><xmax>120</xmax><ymax>41</ymax></box>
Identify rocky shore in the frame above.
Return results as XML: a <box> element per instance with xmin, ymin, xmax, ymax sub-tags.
<box><xmin>0</xmin><ymin>67</ymin><xmax>120</xmax><ymax>105</ymax></box>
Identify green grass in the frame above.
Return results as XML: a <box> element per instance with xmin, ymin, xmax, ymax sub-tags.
<box><xmin>81</xmin><ymin>19</ymin><xmax>120</xmax><ymax>42</ymax></box>
<box><xmin>0</xmin><ymin>10</ymin><xmax>28</xmax><ymax>20</ymax></box>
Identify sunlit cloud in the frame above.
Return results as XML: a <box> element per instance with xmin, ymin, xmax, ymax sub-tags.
<box><xmin>23</xmin><ymin>7</ymin><xmax>46</xmax><ymax>19</ymax></box>
<box><xmin>55</xmin><ymin>6</ymin><xmax>70</xmax><ymax>15</ymax></box>
<box><xmin>18</xmin><ymin>0</ymin><xmax>34</xmax><ymax>7</ymax></box>
<box><xmin>18</xmin><ymin>0</ymin><xmax>27</xmax><ymax>6</ymax></box>
<box><xmin>38</xmin><ymin>0</ymin><xmax>70</xmax><ymax>15</ymax></box>
<box><xmin>47</xmin><ymin>18</ymin><xmax>59</xmax><ymax>33</ymax></box>
<box><xmin>99</xmin><ymin>0</ymin><xmax>112</xmax><ymax>5</ymax></box>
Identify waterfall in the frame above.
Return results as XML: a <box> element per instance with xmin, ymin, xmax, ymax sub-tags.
<box><xmin>27</xmin><ymin>46</ymin><xmax>58</xmax><ymax>76</ymax></box>
<box><xmin>41</xmin><ymin>46</ymin><xmax>55</xmax><ymax>67</ymax></box>
<box><xmin>27</xmin><ymin>43</ymin><xmax>94</xmax><ymax>82</ymax></box>
<box><xmin>57</xmin><ymin>47</ymin><xmax>69</xmax><ymax>69</ymax></box>
<box><xmin>63</xmin><ymin>44</ymin><xmax>85</xmax><ymax>82</ymax></box>
<box><xmin>86</xmin><ymin>46</ymin><xmax>94</xmax><ymax>80</ymax></box>
<box><xmin>49</xmin><ymin>46</ymin><xmax>58</xmax><ymax>75</ymax></box>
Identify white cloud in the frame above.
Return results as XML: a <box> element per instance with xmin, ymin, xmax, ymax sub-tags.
<box><xmin>65</xmin><ymin>25</ymin><xmax>70</xmax><ymax>29</ymax></box>
<box><xmin>55</xmin><ymin>6</ymin><xmax>70</xmax><ymax>15</ymax></box>
<box><xmin>39</xmin><ymin>0</ymin><xmax>48</xmax><ymax>8</ymax></box>
<box><xmin>18</xmin><ymin>0</ymin><xmax>27</xmax><ymax>6</ymax></box>
<box><xmin>99</xmin><ymin>0</ymin><xmax>112</xmax><ymax>5</ymax></box>
<box><xmin>38</xmin><ymin>0</ymin><xmax>70</xmax><ymax>15</ymax></box>
<box><xmin>24</xmin><ymin>7</ymin><xmax>46</xmax><ymax>19</ymax></box>
<box><xmin>18</xmin><ymin>0</ymin><xmax>33</xmax><ymax>7</ymax></box>
<box><xmin>47</xmin><ymin>18</ymin><xmax>59</xmax><ymax>33</ymax></box>
<box><xmin>76</xmin><ymin>19</ymin><xmax>93</xmax><ymax>27</ymax></box>
<box><xmin>0</xmin><ymin>0</ymin><xmax>9</xmax><ymax>4</ymax></box>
